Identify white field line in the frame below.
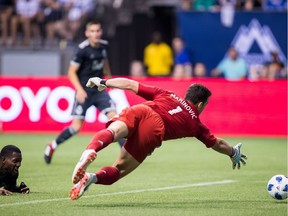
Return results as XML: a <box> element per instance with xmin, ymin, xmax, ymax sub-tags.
<box><xmin>0</xmin><ymin>180</ymin><xmax>237</xmax><ymax>208</ymax></box>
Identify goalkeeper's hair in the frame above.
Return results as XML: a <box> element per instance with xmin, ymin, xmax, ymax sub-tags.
<box><xmin>0</xmin><ymin>145</ymin><xmax>21</xmax><ymax>158</ymax></box>
<box><xmin>185</xmin><ymin>84</ymin><xmax>211</xmax><ymax>105</ymax></box>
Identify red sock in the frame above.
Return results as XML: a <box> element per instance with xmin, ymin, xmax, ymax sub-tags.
<box><xmin>87</xmin><ymin>129</ymin><xmax>114</xmax><ymax>152</ymax></box>
<box><xmin>95</xmin><ymin>166</ymin><xmax>120</xmax><ymax>185</ymax></box>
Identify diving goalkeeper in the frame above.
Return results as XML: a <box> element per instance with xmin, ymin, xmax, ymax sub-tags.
<box><xmin>70</xmin><ymin>77</ymin><xmax>248</xmax><ymax>200</ymax></box>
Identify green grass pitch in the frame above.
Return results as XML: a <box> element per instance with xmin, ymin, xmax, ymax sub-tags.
<box><xmin>0</xmin><ymin>133</ymin><xmax>287</xmax><ymax>216</ymax></box>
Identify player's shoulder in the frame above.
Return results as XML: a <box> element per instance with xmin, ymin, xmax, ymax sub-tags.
<box><xmin>99</xmin><ymin>39</ymin><xmax>108</xmax><ymax>46</ymax></box>
<box><xmin>78</xmin><ymin>39</ymin><xmax>109</xmax><ymax>49</ymax></box>
<box><xmin>145</xmin><ymin>43</ymin><xmax>154</xmax><ymax>49</ymax></box>
<box><xmin>78</xmin><ymin>39</ymin><xmax>90</xmax><ymax>49</ymax></box>
<box><xmin>151</xmin><ymin>85</ymin><xmax>171</xmax><ymax>97</ymax></box>
<box><xmin>99</xmin><ymin>39</ymin><xmax>109</xmax><ymax>50</ymax></box>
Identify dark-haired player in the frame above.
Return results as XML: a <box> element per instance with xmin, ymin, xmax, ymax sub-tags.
<box><xmin>44</xmin><ymin>21</ymin><xmax>125</xmax><ymax>164</ymax></box>
<box><xmin>69</xmin><ymin>77</ymin><xmax>248</xmax><ymax>200</ymax></box>
<box><xmin>0</xmin><ymin>145</ymin><xmax>30</xmax><ymax>195</ymax></box>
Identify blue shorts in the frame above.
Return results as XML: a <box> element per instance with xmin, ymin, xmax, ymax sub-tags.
<box><xmin>71</xmin><ymin>90</ymin><xmax>116</xmax><ymax>119</ymax></box>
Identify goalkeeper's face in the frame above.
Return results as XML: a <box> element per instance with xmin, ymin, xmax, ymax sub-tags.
<box><xmin>1</xmin><ymin>152</ymin><xmax>22</xmax><ymax>175</ymax></box>
<box><xmin>86</xmin><ymin>24</ymin><xmax>103</xmax><ymax>45</ymax></box>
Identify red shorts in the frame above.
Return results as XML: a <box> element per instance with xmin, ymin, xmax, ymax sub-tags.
<box><xmin>107</xmin><ymin>104</ymin><xmax>165</xmax><ymax>163</ymax></box>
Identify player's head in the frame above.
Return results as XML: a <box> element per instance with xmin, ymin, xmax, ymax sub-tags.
<box><xmin>85</xmin><ymin>21</ymin><xmax>103</xmax><ymax>45</ymax></box>
<box><xmin>152</xmin><ymin>31</ymin><xmax>162</xmax><ymax>44</ymax></box>
<box><xmin>172</xmin><ymin>37</ymin><xmax>184</xmax><ymax>53</ymax></box>
<box><xmin>0</xmin><ymin>145</ymin><xmax>22</xmax><ymax>175</ymax></box>
<box><xmin>228</xmin><ymin>46</ymin><xmax>238</xmax><ymax>60</ymax></box>
<box><xmin>185</xmin><ymin>84</ymin><xmax>211</xmax><ymax>114</ymax></box>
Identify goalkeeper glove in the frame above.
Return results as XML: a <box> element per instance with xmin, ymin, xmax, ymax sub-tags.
<box><xmin>86</xmin><ymin>77</ymin><xmax>107</xmax><ymax>91</ymax></box>
<box><xmin>230</xmin><ymin>143</ymin><xmax>247</xmax><ymax>170</ymax></box>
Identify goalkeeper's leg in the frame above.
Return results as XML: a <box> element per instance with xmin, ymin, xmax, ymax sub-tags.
<box><xmin>72</xmin><ymin>121</ymin><xmax>128</xmax><ymax>184</ymax></box>
<box><xmin>106</xmin><ymin>111</ymin><xmax>127</xmax><ymax>148</ymax></box>
<box><xmin>96</xmin><ymin>147</ymin><xmax>141</xmax><ymax>184</ymax></box>
<box><xmin>70</xmin><ymin>148</ymin><xmax>140</xmax><ymax>200</ymax></box>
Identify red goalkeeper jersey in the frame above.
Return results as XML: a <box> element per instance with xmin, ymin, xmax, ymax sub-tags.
<box><xmin>137</xmin><ymin>83</ymin><xmax>216</xmax><ymax>148</ymax></box>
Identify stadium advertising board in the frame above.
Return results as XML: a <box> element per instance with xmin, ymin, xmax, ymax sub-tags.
<box><xmin>177</xmin><ymin>11</ymin><xmax>287</xmax><ymax>73</ymax></box>
<box><xmin>0</xmin><ymin>77</ymin><xmax>286</xmax><ymax>136</ymax></box>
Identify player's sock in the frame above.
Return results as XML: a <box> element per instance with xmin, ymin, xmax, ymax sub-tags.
<box><xmin>87</xmin><ymin>129</ymin><xmax>114</xmax><ymax>152</ymax></box>
<box><xmin>95</xmin><ymin>166</ymin><xmax>120</xmax><ymax>185</ymax></box>
<box><xmin>55</xmin><ymin>126</ymin><xmax>77</xmax><ymax>145</ymax></box>
<box><xmin>44</xmin><ymin>140</ymin><xmax>58</xmax><ymax>164</ymax></box>
<box><xmin>50</xmin><ymin>140</ymin><xmax>58</xmax><ymax>150</ymax></box>
<box><xmin>44</xmin><ymin>140</ymin><xmax>57</xmax><ymax>155</ymax></box>
<box><xmin>90</xmin><ymin>173</ymin><xmax>97</xmax><ymax>183</ymax></box>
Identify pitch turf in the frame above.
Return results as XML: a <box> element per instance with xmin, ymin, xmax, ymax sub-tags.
<box><xmin>0</xmin><ymin>133</ymin><xmax>287</xmax><ymax>216</ymax></box>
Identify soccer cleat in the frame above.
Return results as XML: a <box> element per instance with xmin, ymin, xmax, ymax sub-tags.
<box><xmin>70</xmin><ymin>172</ymin><xmax>94</xmax><ymax>200</ymax></box>
<box><xmin>72</xmin><ymin>149</ymin><xmax>97</xmax><ymax>184</ymax></box>
<box><xmin>44</xmin><ymin>143</ymin><xmax>55</xmax><ymax>164</ymax></box>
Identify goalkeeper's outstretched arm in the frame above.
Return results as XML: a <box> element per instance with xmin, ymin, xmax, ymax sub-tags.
<box><xmin>87</xmin><ymin>77</ymin><xmax>139</xmax><ymax>93</ymax></box>
<box><xmin>105</xmin><ymin>78</ymin><xmax>139</xmax><ymax>93</ymax></box>
<box><xmin>212</xmin><ymin>138</ymin><xmax>233</xmax><ymax>156</ymax></box>
<box><xmin>212</xmin><ymin>138</ymin><xmax>247</xmax><ymax>170</ymax></box>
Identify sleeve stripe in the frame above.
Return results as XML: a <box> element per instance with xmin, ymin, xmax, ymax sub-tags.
<box><xmin>70</xmin><ymin>61</ymin><xmax>80</xmax><ymax>66</ymax></box>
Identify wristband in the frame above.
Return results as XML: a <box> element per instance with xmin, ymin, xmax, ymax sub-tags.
<box><xmin>100</xmin><ymin>79</ymin><xmax>107</xmax><ymax>86</ymax></box>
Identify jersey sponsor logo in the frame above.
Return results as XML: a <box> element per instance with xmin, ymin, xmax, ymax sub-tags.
<box><xmin>231</xmin><ymin>19</ymin><xmax>286</xmax><ymax>66</ymax></box>
<box><xmin>92</xmin><ymin>60</ymin><xmax>104</xmax><ymax>70</ymax></box>
<box><xmin>170</xmin><ymin>94</ymin><xmax>197</xmax><ymax>119</ymax></box>
<box><xmin>168</xmin><ymin>106</ymin><xmax>183</xmax><ymax>115</ymax></box>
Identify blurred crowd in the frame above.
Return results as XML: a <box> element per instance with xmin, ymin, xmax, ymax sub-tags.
<box><xmin>181</xmin><ymin>0</ymin><xmax>287</xmax><ymax>11</ymax></box>
<box><xmin>128</xmin><ymin>0</ymin><xmax>287</xmax><ymax>81</ymax></box>
<box><xmin>0</xmin><ymin>0</ymin><xmax>287</xmax><ymax>80</ymax></box>
<box><xmin>0</xmin><ymin>0</ymin><xmax>95</xmax><ymax>47</ymax></box>
<box><xmin>1</xmin><ymin>0</ymin><xmax>286</xmax><ymax>48</ymax></box>
<box><xmin>130</xmin><ymin>32</ymin><xmax>287</xmax><ymax>81</ymax></box>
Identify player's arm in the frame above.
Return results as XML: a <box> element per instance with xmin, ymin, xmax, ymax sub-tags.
<box><xmin>0</xmin><ymin>188</ymin><xmax>12</xmax><ymax>196</ymax></box>
<box><xmin>212</xmin><ymin>137</ymin><xmax>247</xmax><ymax>169</ymax></box>
<box><xmin>212</xmin><ymin>138</ymin><xmax>233</xmax><ymax>156</ymax></box>
<box><xmin>211</xmin><ymin>68</ymin><xmax>221</xmax><ymax>77</ymax></box>
<box><xmin>211</xmin><ymin>61</ymin><xmax>223</xmax><ymax>77</ymax></box>
<box><xmin>8</xmin><ymin>185</ymin><xmax>29</xmax><ymax>194</ymax></box>
<box><xmin>103</xmin><ymin>58</ymin><xmax>112</xmax><ymax>78</ymax></box>
<box><xmin>87</xmin><ymin>77</ymin><xmax>139</xmax><ymax>94</ymax></box>
<box><xmin>104</xmin><ymin>78</ymin><xmax>139</xmax><ymax>94</ymax></box>
<box><xmin>16</xmin><ymin>182</ymin><xmax>30</xmax><ymax>194</ymax></box>
<box><xmin>68</xmin><ymin>63</ymin><xmax>87</xmax><ymax>103</ymax></box>
<box><xmin>3</xmin><ymin>178</ymin><xmax>29</xmax><ymax>194</ymax></box>
<box><xmin>68</xmin><ymin>63</ymin><xmax>82</xmax><ymax>92</ymax></box>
